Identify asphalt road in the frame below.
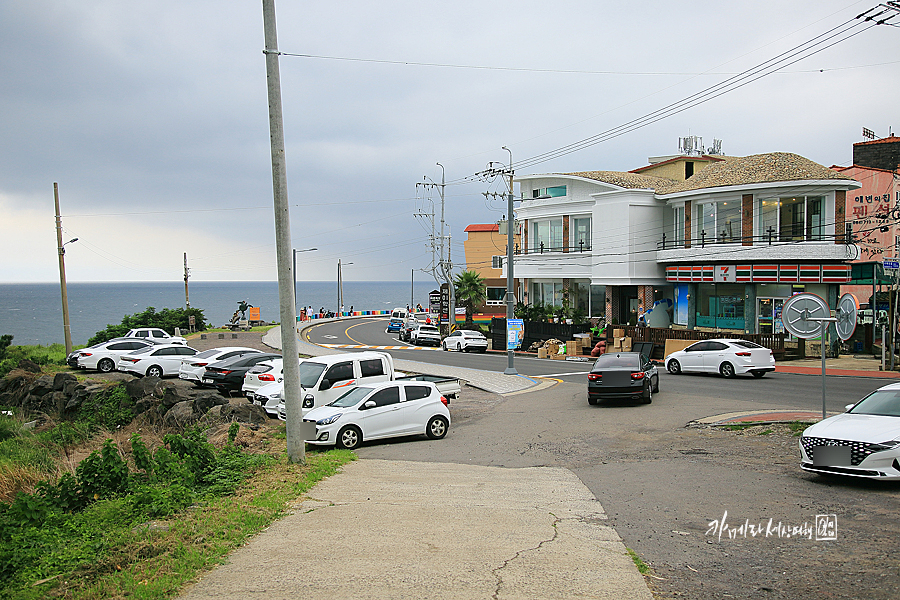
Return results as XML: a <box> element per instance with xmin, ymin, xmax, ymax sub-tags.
<box><xmin>300</xmin><ymin>317</ymin><xmax>900</xmax><ymax>599</ymax></box>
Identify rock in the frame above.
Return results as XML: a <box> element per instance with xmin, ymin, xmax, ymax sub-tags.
<box><xmin>194</xmin><ymin>391</ymin><xmax>228</xmax><ymax>414</ymax></box>
<box><xmin>52</xmin><ymin>372</ymin><xmax>76</xmax><ymax>392</ymax></box>
<box><xmin>62</xmin><ymin>379</ymin><xmax>80</xmax><ymax>397</ymax></box>
<box><xmin>163</xmin><ymin>401</ymin><xmax>198</xmax><ymax>427</ymax></box>
<box><xmin>220</xmin><ymin>399</ymin><xmax>268</xmax><ymax>425</ymax></box>
<box><xmin>30</xmin><ymin>375</ymin><xmax>55</xmax><ymax>397</ymax></box>
<box><xmin>125</xmin><ymin>377</ymin><xmax>166</xmax><ymax>401</ymax></box>
<box><xmin>17</xmin><ymin>359</ymin><xmax>41</xmax><ymax>373</ymax></box>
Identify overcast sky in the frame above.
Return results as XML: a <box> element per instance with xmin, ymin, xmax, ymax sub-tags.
<box><xmin>2</xmin><ymin>0</ymin><xmax>898</xmax><ymax>284</ymax></box>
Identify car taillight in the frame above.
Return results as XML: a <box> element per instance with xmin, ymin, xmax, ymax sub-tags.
<box><xmin>195</xmin><ymin>362</ymin><xmax>209</xmax><ymax>367</ymax></box>
<box><xmin>259</xmin><ymin>374</ymin><xmax>275</xmax><ymax>382</ymax></box>
<box><xmin>587</xmin><ymin>373</ymin><xmax>601</xmax><ymax>381</ymax></box>
<box><xmin>631</xmin><ymin>372</ymin><xmax>645</xmax><ymax>380</ymax></box>
<box><xmin>440</xmin><ymin>395</ymin><xmax>449</xmax><ymax>406</ymax></box>
<box><xmin>81</xmin><ymin>352</ymin><xmax>92</xmax><ymax>356</ymax></box>
<box><xmin>734</xmin><ymin>352</ymin><xmax>751</xmax><ymax>357</ymax></box>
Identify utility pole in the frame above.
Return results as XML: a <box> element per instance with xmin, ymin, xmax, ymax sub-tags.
<box><xmin>417</xmin><ymin>165</ymin><xmax>455</xmax><ymax>331</ymax></box>
<box><xmin>262</xmin><ymin>0</ymin><xmax>304</xmax><ymax>464</ymax></box>
<box><xmin>501</xmin><ymin>146</ymin><xmax>517</xmax><ymax>375</ymax></box>
<box><xmin>54</xmin><ymin>183</ymin><xmax>75</xmax><ymax>356</ymax></box>
<box><xmin>338</xmin><ymin>259</ymin><xmax>342</xmax><ymax>314</ymax></box>
<box><xmin>183</xmin><ymin>253</ymin><xmax>190</xmax><ymax>308</ymax></box>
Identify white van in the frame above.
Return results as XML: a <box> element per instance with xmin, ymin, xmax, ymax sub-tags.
<box><xmin>276</xmin><ymin>351</ymin><xmax>396</xmax><ymax>419</ymax></box>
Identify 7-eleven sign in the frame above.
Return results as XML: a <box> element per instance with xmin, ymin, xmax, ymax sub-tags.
<box><xmin>713</xmin><ymin>265</ymin><xmax>736</xmax><ymax>283</ymax></box>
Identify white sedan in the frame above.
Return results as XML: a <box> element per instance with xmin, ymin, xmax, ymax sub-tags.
<box><xmin>178</xmin><ymin>347</ymin><xmax>261</xmax><ymax>384</ymax></box>
<box><xmin>303</xmin><ymin>381</ymin><xmax>451</xmax><ymax>450</ymax></box>
<box><xmin>252</xmin><ymin>381</ymin><xmax>284</xmax><ymax>417</ymax></box>
<box><xmin>75</xmin><ymin>338</ymin><xmax>156</xmax><ymax>372</ymax></box>
<box><xmin>664</xmin><ymin>339</ymin><xmax>775</xmax><ymax>378</ymax></box>
<box><xmin>800</xmin><ymin>382</ymin><xmax>900</xmax><ymax>479</ymax></box>
<box><xmin>117</xmin><ymin>344</ymin><xmax>198</xmax><ymax>378</ymax></box>
<box><xmin>243</xmin><ymin>358</ymin><xmax>284</xmax><ymax>398</ymax></box>
<box><xmin>442</xmin><ymin>329</ymin><xmax>488</xmax><ymax>352</ymax></box>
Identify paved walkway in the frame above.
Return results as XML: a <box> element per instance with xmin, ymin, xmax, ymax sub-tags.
<box><xmin>177</xmin><ymin>459</ymin><xmax>653</xmax><ymax>600</ymax></box>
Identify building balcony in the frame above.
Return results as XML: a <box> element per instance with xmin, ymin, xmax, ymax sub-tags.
<box><xmin>657</xmin><ymin>232</ymin><xmax>859</xmax><ymax>263</ymax></box>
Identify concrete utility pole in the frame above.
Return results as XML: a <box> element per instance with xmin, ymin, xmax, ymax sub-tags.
<box><xmin>501</xmin><ymin>146</ymin><xmax>517</xmax><ymax>375</ymax></box>
<box><xmin>183</xmin><ymin>253</ymin><xmax>190</xmax><ymax>308</ymax></box>
<box><xmin>417</xmin><ymin>165</ymin><xmax>455</xmax><ymax>329</ymax></box>
<box><xmin>262</xmin><ymin>0</ymin><xmax>305</xmax><ymax>464</ymax></box>
<box><xmin>54</xmin><ymin>183</ymin><xmax>75</xmax><ymax>356</ymax></box>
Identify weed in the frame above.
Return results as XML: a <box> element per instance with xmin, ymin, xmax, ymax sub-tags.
<box><xmin>721</xmin><ymin>423</ymin><xmax>757</xmax><ymax>431</ymax></box>
<box><xmin>788</xmin><ymin>421</ymin><xmax>812</xmax><ymax>437</ymax></box>
<box><xmin>626</xmin><ymin>547</ymin><xmax>651</xmax><ymax>575</ymax></box>
<box><xmin>757</xmin><ymin>429</ymin><xmax>773</xmax><ymax>436</ymax></box>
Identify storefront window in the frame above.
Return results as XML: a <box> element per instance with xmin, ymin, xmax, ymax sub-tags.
<box><xmin>590</xmin><ymin>285</ymin><xmax>606</xmax><ymax>318</ymax></box>
<box><xmin>697</xmin><ymin>283</ymin><xmax>744</xmax><ymax>330</ymax></box>
<box><xmin>530</xmin><ymin>280</ymin><xmax>564</xmax><ymax>307</ymax></box>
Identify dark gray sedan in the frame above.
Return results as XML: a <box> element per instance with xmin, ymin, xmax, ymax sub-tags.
<box><xmin>587</xmin><ymin>352</ymin><xmax>658</xmax><ymax>405</ymax></box>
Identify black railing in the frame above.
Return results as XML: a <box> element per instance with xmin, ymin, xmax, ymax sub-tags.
<box><xmin>516</xmin><ymin>241</ymin><xmax>593</xmax><ymax>255</ymax></box>
<box><xmin>658</xmin><ymin>227</ymin><xmax>853</xmax><ymax>250</ymax></box>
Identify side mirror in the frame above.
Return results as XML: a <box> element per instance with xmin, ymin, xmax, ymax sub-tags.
<box><xmin>319</xmin><ymin>379</ymin><xmax>332</xmax><ymax>391</ymax></box>
<box><xmin>844</xmin><ymin>404</ymin><xmax>855</xmax><ymax>412</ymax></box>
<box><xmin>363</xmin><ymin>400</ymin><xmax>376</xmax><ymax>410</ymax></box>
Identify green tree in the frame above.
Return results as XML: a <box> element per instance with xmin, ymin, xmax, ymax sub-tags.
<box><xmin>453</xmin><ymin>270</ymin><xmax>487</xmax><ymax>328</ymax></box>
<box><xmin>88</xmin><ymin>306</ymin><xmax>207</xmax><ymax>345</ymax></box>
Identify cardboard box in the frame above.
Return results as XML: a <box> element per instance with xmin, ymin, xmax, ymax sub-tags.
<box><xmin>613</xmin><ymin>328</ymin><xmax>625</xmax><ymax>339</ymax></box>
<box><xmin>664</xmin><ymin>339</ymin><xmax>696</xmax><ymax>358</ymax></box>
<box><xmin>537</xmin><ymin>348</ymin><xmax>548</xmax><ymax>359</ymax></box>
<box><xmin>621</xmin><ymin>337</ymin><xmax>633</xmax><ymax>352</ymax></box>
<box><xmin>567</xmin><ymin>341</ymin><xmax>579</xmax><ymax>356</ymax></box>
<box><xmin>550</xmin><ymin>353</ymin><xmax>567</xmax><ymax>360</ymax></box>
<box><xmin>547</xmin><ymin>343</ymin><xmax>559</xmax><ymax>355</ymax></box>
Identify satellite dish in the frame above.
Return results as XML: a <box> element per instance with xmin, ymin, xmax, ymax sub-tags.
<box><xmin>836</xmin><ymin>293</ymin><xmax>858</xmax><ymax>341</ymax></box>
<box><xmin>782</xmin><ymin>293</ymin><xmax>830</xmax><ymax>339</ymax></box>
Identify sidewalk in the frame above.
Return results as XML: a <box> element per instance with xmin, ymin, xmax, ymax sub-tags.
<box><xmin>177</xmin><ymin>459</ymin><xmax>653</xmax><ymax>600</ymax></box>
<box><xmin>775</xmin><ymin>354</ymin><xmax>900</xmax><ymax>378</ymax></box>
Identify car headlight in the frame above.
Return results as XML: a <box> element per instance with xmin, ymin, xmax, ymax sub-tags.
<box><xmin>873</xmin><ymin>439</ymin><xmax>900</xmax><ymax>451</ymax></box>
<box><xmin>316</xmin><ymin>413</ymin><xmax>341</xmax><ymax>426</ymax></box>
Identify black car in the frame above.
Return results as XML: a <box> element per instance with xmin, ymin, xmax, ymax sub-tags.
<box><xmin>202</xmin><ymin>352</ymin><xmax>282</xmax><ymax>395</ymax></box>
<box><xmin>587</xmin><ymin>352</ymin><xmax>659</xmax><ymax>405</ymax></box>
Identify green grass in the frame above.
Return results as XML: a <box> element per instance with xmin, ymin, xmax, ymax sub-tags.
<box><xmin>626</xmin><ymin>547</ymin><xmax>651</xmax><ymax>575</ymax></box>
<box><xmin>788</xmin><ymin>421</ymin><xmax>813</xmax><ymax>437</ymax></box>
<box><xmin>191</xmin><ymin>325</ymin><xmax>277</xmax><ymax>336</ymax></box>
<box><xmin>2</xmin><ymin>448</ymin><xmax>355</xmax><ymax>600</ymax></box>
<box><xmin>720</xmin><ymin>422</ymin><xmax>758</xmax><ymax>431</ymax></box>
<box><xmin>0</xmin><ymin>343</ymin><xmax>70</xmax><ymax>378</ymax></box>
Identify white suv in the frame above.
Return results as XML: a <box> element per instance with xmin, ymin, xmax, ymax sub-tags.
<box><xmin>442</xmin><ymin>329</ymin><xmax>488</xmax><ymax>353</ymax></box>
<box><xmin>410</xmin><ymin>324</ymin><xmax>441</xmax><ymax>347</ymax></box>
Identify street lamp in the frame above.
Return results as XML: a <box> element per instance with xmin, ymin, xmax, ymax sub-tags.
<box><xmin>338</xmin><ymin>260</ymin><xmax>353</xmax><ymax>315</ymax></box>
<box><xmin>292</xmin><ymin>247</ymin><xmax>317</xmax><ymax>313</ymax></box>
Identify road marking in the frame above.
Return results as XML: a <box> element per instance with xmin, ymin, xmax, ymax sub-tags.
<box><xmin>319</xmin><ymin>344</ymin><xmax>441</xmax><ymax>351</ymax></box>
<box><xmin>539</xmin><ymin>371</ymin><xmax>591</xmax><ymax>377</ymax></box>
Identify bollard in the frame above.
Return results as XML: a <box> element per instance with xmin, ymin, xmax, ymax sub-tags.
<box><xmin>232</xmin><ymin>333</ymin><xmax>238</xmax><ymax>339</ymax></box>
<box><xmin>218</xmin><ymin>333</ymin><xmax>225</xmax><ymax>339</ymax></box>
<box><xmin>201</xmin><ymin>334</ymin><xmax>207</xmax><ymax>340</ymax></box>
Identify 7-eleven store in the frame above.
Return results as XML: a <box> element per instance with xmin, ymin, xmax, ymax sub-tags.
<box><xmin>664</xmin><ymin>263</ymin><xmax>852</xmax><ymax>334</ymax></box>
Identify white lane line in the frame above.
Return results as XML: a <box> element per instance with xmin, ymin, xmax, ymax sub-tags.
<box><xmin>539</xmin><ymin>371</ymin><xmax>592</xmax><ymax>377</ymax></box>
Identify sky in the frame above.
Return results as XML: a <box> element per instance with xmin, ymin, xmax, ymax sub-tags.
<box><xmin>1</xmin><ymin>0</ymin><xmax>899</xmax><ymax>284</ymax></box>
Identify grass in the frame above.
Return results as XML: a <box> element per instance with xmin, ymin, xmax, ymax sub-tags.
<box><xmin>5</xmin><ymin>447</ymin><xmax>355</xmax><ymax>600</ymax></box>
<box><xmin>626</xmin><ymin>548</ymin><xmax>651</xmax><ymax>575</ymax></box>
<box><xmin>190</xmin><ymin>325</ymin><xmax>277</xmax><ymax>336</ymax></box>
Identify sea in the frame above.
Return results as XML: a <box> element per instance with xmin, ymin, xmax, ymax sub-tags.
<box><xmin>0</xmin><ymin>281</ymin><xmax>440</xmax><ymax>347</ymax></box>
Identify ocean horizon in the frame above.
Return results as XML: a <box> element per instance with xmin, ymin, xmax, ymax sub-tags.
<box><xmin>0</xmin><ymin>280</ymin><xmax>441</xmax><ymax>347</ymax></box>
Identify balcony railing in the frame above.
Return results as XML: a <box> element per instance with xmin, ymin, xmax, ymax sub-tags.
<box><xmin>518</xmin><ymin>241</ymin><xmax>593</xmax><ymax>254</ymax></box>
<box><xmin>658</xmin><ymin>226</ymin><xmax>853</xmax><ymax>250</ymax></box>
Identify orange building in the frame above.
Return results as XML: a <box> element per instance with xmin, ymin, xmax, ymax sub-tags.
<box><xmin>463</xmin><ymin>223</ymin><xmax>522</xmax><ymax>319</ymax></box>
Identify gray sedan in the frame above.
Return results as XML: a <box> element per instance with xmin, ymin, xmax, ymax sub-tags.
<box><xmin>587</xmin><ymin>352</ymin><xmax>658</xmax><ymax>405</ymax></box>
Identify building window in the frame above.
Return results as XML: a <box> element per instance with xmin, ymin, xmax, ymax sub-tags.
<box><xmin>756</xmin><ymin>196</ymin><xmax>825</xmax><ymax>241</ymax></box>
<box><xmin>698</xmin><ymin>200</ymin><xmax>741</xmax><ymax>243</ymax></box>
<box><xmin>532</xmin><ymin>185</ymin><xmax>567</xmax><ymax>198</ymax></box>
<box><xmin>486</xmin><ymin>287</ymin><xmax>505</xmax><ymax>305</ymax></box>
<box><xmin>697</xmin><ymin>283</ymin><xmax>745</xmax><ymax>330</ymax></box>
<box><xmin>673</xmin><ymin>206</ymin><xmax>685</xmax><ymax>247</ymax></box>
<box><xmin>572</xmin><ymin>217</ymin><xmax>591</xmax><ymax>251</ymax></box>
<box><xmin>530</xmin><ymin>281</ymin><xmax>564</xmax><ymax>307</ymax></box>
<box><xmin>531</xmin><ymin>218</ymin><xmax>563</xmax><ymax>252</ymax></box>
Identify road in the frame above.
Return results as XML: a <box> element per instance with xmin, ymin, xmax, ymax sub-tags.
<box><xmin>301</xmin><ymin>317</ymin><xmax>900</xmax><ymax>599</ymax></box>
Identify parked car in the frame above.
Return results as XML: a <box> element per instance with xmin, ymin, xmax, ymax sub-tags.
<box><xmin>664</xmin><ymin>339</ymin><xmax>775</xmax><ymax>378</ymax></box>
<box><xmin>799</xmin><ymin>381</ymin><xmax>900</xmax><ymax>479</ymax></box>
<box><xmin>201</xmin><ymin>352</ymin><xmax>282</xmax><ymax>395</ymax></box>
<box><xmin>587</xmin><ymin>352</ymin><xmax>658</xmax><ymax>405</ymax></box>
<box><xmin>252</xmin><ymin>381</ymin><xmax>284</xmax><ymax>417</ymax></box>
<box><xmin>178</xmin><ymin>347</ymin><xmax>261</xmax><ymax>385</ymax></box>
<box><xmin>73</xmin><ymin>338</ymin><xmax>156</xmax><ymax>372</ymax></box>
<box><xmin>386</xmin><ymin>309</ymin><xmax>407</xmax><ymax>333</ymax></box>
<box><xmin>303</xmin><ymin>380</ymin><xmax>451</xmax><ymax>450</ymax></box>
<box><xmin>410</xmin><ymin>324</ymin><xmax>441</xmax><ymax>347</ymax></box>
<box><xmin>442</xmin><ymin>329</ymin><xmax>488</xmax><ymax>353</ymax></box>
<box><xmin>243</xmin><ymin>358</ymin><xmax>284</xmax><ymax>398</ymax></box>
<box><xmin>398</xmin><ymin>318</ymin><xmax>418</xmax><ymax>342</ymax></box>
<box><xmin>124</xmin><ymin>328</ymin><xmax>187</xmax><ymax>345</ymax></box>
<box><xmin>117</xmin><ymin>344</ymin><xmax>199</xmax><ymax>378</ymax></box>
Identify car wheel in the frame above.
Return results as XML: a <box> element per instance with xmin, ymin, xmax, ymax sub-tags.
<box><xmin>720</xmin><ymin>362</ymin><xmax>736</xmax><ymax>378</ymax></box>
<box><xmin>667</xmin><ymin>359</ymin><xmax>681</xmax><ymax>374</ymax></box>
<box><xmin>426</xmin><ymin>415</ymin><xmax>449</xmax><ymax>439</ymax></box>
<box><xmin>442</xmin><ymin>342</ymin><xmax>448</xmax><ymax>351</ymax></box>
<box><xmin>457</xmin><ymin>343</ymin><xmax>463</xmax><ymax>352</ymax></box>
<box><xmin>642</xmin><ymin>386</ymin><xmax>652</xmax><ymax>404</ymax></box>
<box><xmin>651</xmin><ymin>375</ymin><xmax>659</xmax><ymax>393</ymax></box>
<box><xmin>751</xmin><ymin>370</ymin><xmax>766</xmax><ymax>378</ymax></box>
<box><xmin>588</xmin><ymin>396</ymin><xmax>598</xmax><ymax>406</ymax></box>
<box><xmin>97</xmin><ymin>358</ymin><xmax>115</xmax><ymax>373</ymax></box>
<box><xmin>146</xmin><ymin>365</ymin><xmax>164</xmax><ymax>378</ymax></box>
<box><xmin>336</xmin><ymin>425</ymin><xmax>362</xmax><ymax>450</ymax></box>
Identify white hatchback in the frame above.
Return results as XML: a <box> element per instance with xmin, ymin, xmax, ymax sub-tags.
<box><xmin>303</xmin><ymin>381</ymin><xmax>450</xmax><ymax>450</ymax></box>
<box><xmin>664</xmin><ymin>339</ymin><xmax>775</xmax><ymax>378</ymax></box>
<box><xmin>117</xmin><ymin>344</ymin><xmax>198</xmax><ymax>378</ymax></box>
<box><xmin>442</xmin><ymin>329</ymin><xmax>488</xmax><ymax>353</ymax></box>
<box><xmin>178</xmin><ymin>347</ymin><xmax>261</xmax><ymax>384</ymax></box>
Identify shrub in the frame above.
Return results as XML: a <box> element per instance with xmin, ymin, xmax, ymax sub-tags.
<box><xmin>87</xmin><ymin>306</ymin><xmax>207</xmax><ymax>345</ymax></box>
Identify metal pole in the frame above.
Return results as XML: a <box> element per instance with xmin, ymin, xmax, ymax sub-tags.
<box><xmin>54</xmin><ymin>183</ymin><xmax>73</xmax><ymax>355</ymax></box>
<box><xmin>293</xmin><ymin>249</ymin><xmax>297</xmax><ymax>313</ymax></box>
<box><xmin>337</xmin><ymin>259</ymin><xmax>341</xmax><ymax>314</ymax></box>
<box><xmin>502</xmin><ymin>146</ymin><xmax>517</xmax><ymax>374</ymax></box>
<box><xmin>821</xmin><ymin>320</ymin><xmax>827</xmax><ymax>420</ymax></box>
<box><xmin>411</xmin><ymin>268</ymin><xmax>414</xmax><ymax>312</ymax></box>
<box><xmin>262</xmin><ymin>0</ymin><xmax>304</xmax><ymax>464</ymax></box>
<box><xmin>183</xmin><ymin>253</ymin><xmax>190</xmax><ymax>308</ymax></box>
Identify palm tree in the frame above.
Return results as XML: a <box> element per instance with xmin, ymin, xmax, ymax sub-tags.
<box><xmin>453</xmin><ymin>270</ymin><xmax>487</xmax><ymax>328</ymax></box>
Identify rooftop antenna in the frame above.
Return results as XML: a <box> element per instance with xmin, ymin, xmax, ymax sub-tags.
<box><xmin>707</xmin><ymin>139</ymin><xmax>723</xmax><ymax>155</ymax></box>
<box><xmin>863</xmin><ymin>127</ymin><xmax>876</xmax><ymax>140</ymax></box>
<box><xmin>678</xmin><ymin>135</ymin><xmax>704</xmax><ymax>156</ymax></box>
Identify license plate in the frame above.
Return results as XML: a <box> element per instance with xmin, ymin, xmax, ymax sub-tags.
<box><xmin>203</xmin><ymin>378</ymin><xmax>213</xmax><ymax>384</ymax></box>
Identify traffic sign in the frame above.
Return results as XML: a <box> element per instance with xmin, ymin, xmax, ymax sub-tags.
<box><xmin>883</xmin><ymin>259</ymin><xmax>899</xmax><ymax>270</ymax></box>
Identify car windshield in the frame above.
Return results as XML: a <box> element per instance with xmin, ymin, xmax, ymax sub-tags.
<box><xmin>848</xmin><ymin>389</ymin><xmax>900</xmax><ymax>417</ymax></box>
<box><xmin>591</xmin><ymin>353</ymin><xmax>641</xmax><ymax>370</ymax></box>
<box><xmin>298</xmin><ymin>362</ymin><xmax>328</xmax><ymax>388</ymax></box>
<box><xmin>329</xmin><ymin>387</ymin><xmax>372</xmax><ymax>407</ymax></box>
<box><xmin>420</xmin><ymin>326</ymin><xmax>438</xmax><ymax>333</ymax></box>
